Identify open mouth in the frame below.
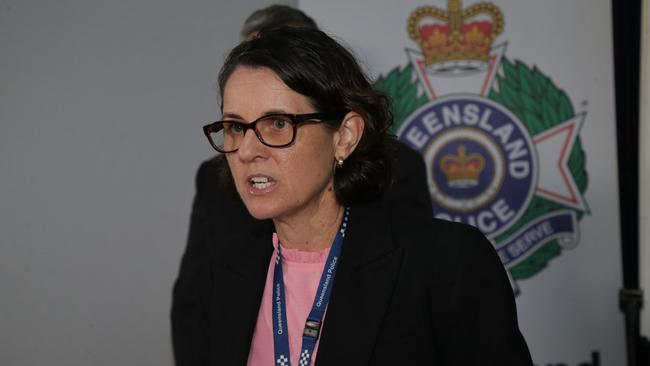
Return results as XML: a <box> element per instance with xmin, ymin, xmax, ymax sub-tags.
<box><xmin>249</xmin><ymin>176</ymin><xmax>275</xmax><ymax>190</ymax></box>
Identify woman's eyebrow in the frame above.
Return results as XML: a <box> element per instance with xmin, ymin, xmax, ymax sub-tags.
<box><xmin>222</xmin><ymin>112</ymin><xmax>243</xmax><ymax>120</ymax></box>
<box><xmin>222</xmin><ymin>110</ymin><xmax>291</xmax><ymax>120</ymax></box>
<box><xmin>261</xmin><ymin>109</ymin><xmax>289</xmax><ymax>115</ymax></box>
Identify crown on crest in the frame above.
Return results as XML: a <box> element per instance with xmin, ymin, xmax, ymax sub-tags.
<box><xmin>440</xmin><ymin>145</ymin><xmax>485</xmax><ymax>188</ymax></box>
<box><xmin>408</xmin><ymin>0</ymin><xmax>503</xmax><ymax>69</ymax></box>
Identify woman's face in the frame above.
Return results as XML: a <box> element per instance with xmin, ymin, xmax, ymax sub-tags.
<box><xmin>223</xmin><ymin>66</ymin><xmax>339</xmax><ymax>221</ymax></box>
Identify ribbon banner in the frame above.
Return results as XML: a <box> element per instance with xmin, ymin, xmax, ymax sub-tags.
<box><xmin>496</xmin><ymin>210</ymin><xmax>578</xmax><ymax>268</ymax></box>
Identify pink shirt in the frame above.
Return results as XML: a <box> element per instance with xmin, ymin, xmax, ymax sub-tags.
<box><xmin>247</xmin><ymin>234</ymin><xmax>330</xmax><ymax>366</ymax></box>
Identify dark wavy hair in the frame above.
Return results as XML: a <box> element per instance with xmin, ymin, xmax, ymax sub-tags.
<box><xmin>240</xmin><ymin>5</ymin><xmax>317</xmax><ymax>40</ymax></box>
<box><xmin>217</xmin><ymin>27</ymin><xmax>394</xmax><ymax>205</ymax></box>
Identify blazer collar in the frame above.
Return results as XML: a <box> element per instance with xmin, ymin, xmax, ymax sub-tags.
<box><xmin>316</xmin><ymin>200</ymin><xmax>403</xmax><ymax>365</ymax></box>
<box><xmin>208</xmin><ymin>222</ymin><xmax>274</xmax><ymax>365</ymax></box>
<box><xmin>215</xmin><ymin>220</ymin><xmax>274</xmax><ymax>281</ymax></box>
<box><xmin>338</xmin><ymin>200</ymin><xmax>399</xmax><ymax>269</ymax></box>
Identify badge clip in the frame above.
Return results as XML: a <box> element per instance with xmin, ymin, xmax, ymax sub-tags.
<box><xmin>303</xmin><ymin>320</ymin><xmax>322</xmax><ymax>338</ymax></box>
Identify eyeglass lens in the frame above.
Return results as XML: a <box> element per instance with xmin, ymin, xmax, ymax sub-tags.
<box><xmin>209</xmin><ymin>115</ymin><xmax>295</xmax><ymax>152</ymax></box>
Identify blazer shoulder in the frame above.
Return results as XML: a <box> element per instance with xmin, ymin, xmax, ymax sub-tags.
<box><xmin>389</xmin><ymin>213</ymin><xmax>499</xmax><ymax>275</ymax></box>
<box><xmin>195</xmin><ymin>156</ymin><xmax>222</xmax><ymax>189</ymax></box>
<box><xmin>392</xmin><ymin>213</ymin><xmax>486</xmax><ymax>249</ymax></box>
<box><xmin>393</xmin><ymin>141</ymin><xmax>424</xmax><ymax>168</ymax></box>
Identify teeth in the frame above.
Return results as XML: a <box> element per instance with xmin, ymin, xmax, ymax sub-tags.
<box><xmin>250</xmin><ymin>176</ymin><xmax>273</xmax><ymax>189</ymax></box>
<box><xmin>253</xmin><ymin>182</ymin><xmax>272</xmax><ymax>189</ymax></box>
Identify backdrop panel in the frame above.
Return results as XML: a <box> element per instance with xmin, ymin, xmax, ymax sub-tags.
<box><xmin>300</xmin><ymin>1</ymin><xmax>625</xmax><ymax>364</ymax></box>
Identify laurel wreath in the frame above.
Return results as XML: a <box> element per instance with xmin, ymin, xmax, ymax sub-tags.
<box><xmin>375</xmin><ymin>65</ymin><xmax>429</xmax><ymax>134</ymax></box>
<box><xmin>375</xmin><ymin>58</ymin><xmax>589</xmax><ymax>279</ymax></box>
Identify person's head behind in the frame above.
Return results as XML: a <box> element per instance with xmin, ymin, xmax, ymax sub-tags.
<box><xmin>240</xmin><ymin>4</ymin><xmax>317</xmax><ymax>40</ymax></box>
<box><xmin>218</xmin><ymin>27</ymin><xmax>394</xmax><ymax>209</ymax></box>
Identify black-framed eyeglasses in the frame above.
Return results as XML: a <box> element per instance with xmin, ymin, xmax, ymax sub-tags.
<box><xmin>202</xmin><ymin>112</ymin><xmax>346</xmax><ymax>153</ymax></box>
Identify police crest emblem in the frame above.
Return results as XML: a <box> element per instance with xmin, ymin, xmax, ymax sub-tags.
<box><xmin>375</xmin><ymin>0</ymin><xmax>589</xmax><ymax>289</ymax></box>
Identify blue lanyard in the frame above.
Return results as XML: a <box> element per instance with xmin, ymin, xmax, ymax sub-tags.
<box><xmin>272</xmin><ymin>207</ymin><xmax>350</xmax><ymax>366</ymax></box>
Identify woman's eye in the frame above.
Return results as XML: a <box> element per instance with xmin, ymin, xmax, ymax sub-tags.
<box><xmin>270</xmin><ymin>118</ymin><xmax>291</xmax><ymax>130</ymax></box>
<box><xmin>225</xmin><ymin>122</ymin><xmax>245</xmax><ymax>134</ymax></box>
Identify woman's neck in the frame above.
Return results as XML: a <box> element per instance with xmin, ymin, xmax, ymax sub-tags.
<box><xmin>273</xmin><ymin>202</ymin><xmax>344</xmax><ymax>252</ymax></box>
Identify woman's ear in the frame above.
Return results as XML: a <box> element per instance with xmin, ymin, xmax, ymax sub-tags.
<box><xmin>333</xmin><ymin>111</ymin><xmax>365</xmax><ymax>161</ymax></box>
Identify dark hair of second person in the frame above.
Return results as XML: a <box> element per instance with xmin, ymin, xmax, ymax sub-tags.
<box><xmin>240</xmin><ymin>4</ymin><xmax>318</xmax><ymax>40</ymax></box>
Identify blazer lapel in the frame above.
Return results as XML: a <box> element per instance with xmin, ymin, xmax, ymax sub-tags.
<box><xmin>315</xmin><ymin>202</ymin><xmax>403</xmax><ymax>365</ymax></box>
<box><xmin>208</xmin><ymin>223</ymin><xmax>274</xmax><ymax>365</ymax></box>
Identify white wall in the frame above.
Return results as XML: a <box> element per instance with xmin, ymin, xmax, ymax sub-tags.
<box><xmin>641</xmin><ymin>0</ymin><xmax>650</xmax><ymax>339</ymax></box>
<box><xmin>0</xmin><ymin>1</ymin><xmax>295</xmax><ymax>365</ymax></box>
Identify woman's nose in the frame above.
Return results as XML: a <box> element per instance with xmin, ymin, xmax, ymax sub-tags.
<box><xmin>236</xmin><ymin>129</ymin><xmax>266</xmax><ymax>161</ymax></box>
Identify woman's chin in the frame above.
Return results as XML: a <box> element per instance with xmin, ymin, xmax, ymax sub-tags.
<box><xmin>241</xmin><ymin>201</ymin><xmax>280</xmax><ymax>220</ymax></box>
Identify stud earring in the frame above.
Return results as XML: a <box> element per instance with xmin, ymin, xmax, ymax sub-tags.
<box><xmin>336</xmin><ymin>159</ymin><xmax>344</xmax><ymax>168</ymax></box>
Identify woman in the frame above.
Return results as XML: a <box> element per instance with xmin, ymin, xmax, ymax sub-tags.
<box><xmin>195</xmin><ymin>28</ymin><xmax>532</xmax><ymax>366</ymax></box>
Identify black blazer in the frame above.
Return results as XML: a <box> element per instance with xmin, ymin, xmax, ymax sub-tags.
<box><xmin>172</xmin><ymin>144</ymin><xmax>532</xmax><ymax>365</ymax></box>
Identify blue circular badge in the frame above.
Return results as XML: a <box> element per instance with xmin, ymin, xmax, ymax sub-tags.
<box><xmin>397</xmin><ymin>94</ymin><xmax>538</xmax><ymax>238</ymax></box>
